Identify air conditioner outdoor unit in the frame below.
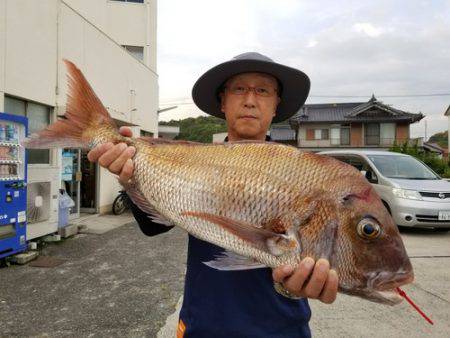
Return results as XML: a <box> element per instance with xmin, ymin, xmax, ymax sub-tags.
<box><xmin>27</xmin><ymin>182</ymin><xmax>51</xmax><ymax>223</ymax></box>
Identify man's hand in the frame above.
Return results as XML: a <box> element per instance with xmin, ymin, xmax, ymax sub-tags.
<box><xmin>272</xmin><ymin>257</ymin><xmax>338</xmax><ymax>304</ymax></box>
<box><xmin>87</xmin><ymin>126</ymin><xmax>135</xmax><ymax>185</ymax></box>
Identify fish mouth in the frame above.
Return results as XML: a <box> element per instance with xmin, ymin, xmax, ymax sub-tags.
<box><xmin>366</xmin><ymin>269</ymin><xmax>414</xmax><ymax>291</ymax></box>
<box><xmin>340</xmin><ymin>286</ymin><xmax>405</xmax><ymax>305</ymax></box>
<box><xmin>365</xmin><ymin>272</ymin><xmax>414</xmax><ymax>305</ymax></box>
<box><xmin>341</xmin><ymin>269</ymin><xmax>415</xmax><ymax>305</ymax></box>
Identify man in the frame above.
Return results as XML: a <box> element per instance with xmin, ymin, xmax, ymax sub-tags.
<box><xmin>88</xmin><ymin>52</ymin><xmax>338</xmax><ymax>337</ymax></box>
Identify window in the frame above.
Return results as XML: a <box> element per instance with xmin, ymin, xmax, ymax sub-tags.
<box><xmin>340</xmin><ymin>128</ymin><xmax>350</xmax><ymax>145</ymax></box>
<box><xmin>314</xmin><ymin>129</ymin><xmax>329</xmax><ymax>140</ymax></box>
<box><xmin>4</xmin><ymin>96</ymin><xmax>51</xmax><ymax>164</ymax></box>
<box><xmin>331</xmin><ymin>155</ymin><xmax>378</xmax><ymax>182</ymax></box>
<box><xmin>306</xmin><ymin>128</ymin><xmax>329</xmax><ymax>141</ymax></box>
<box><xmin>365</xmin><ymin>123</ymin><xmax>380</xmax><ymax>145</ymax></box>
<box><xmin>330</xmin><ymin>128</ymin><xmax>340</xmax><ymax>145</ymax></box>
<box><xmin>122</xmin><ymin>45</ymin><xmax>144</xmax><ymax>62</ymax></box>
<box><xmin>330</xmin><ymin>127</ymin><xmax>350</xmax><ymax>145</ymax></box>
<box><xmin>380</xmin><ymin>123</ymin><xmax>396</xmax><ymax>145</ymax></box>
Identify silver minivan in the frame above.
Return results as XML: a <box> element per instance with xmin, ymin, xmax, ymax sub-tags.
<box><xmin>320</xmin><ymin>150</ymin><xmax>450</xmax><ymax>230</ymax></box>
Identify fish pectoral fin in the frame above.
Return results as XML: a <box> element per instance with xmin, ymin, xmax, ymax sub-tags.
<box><xmin>203</xmin><ymin>250</ymin><xmax>267</xmax><ymax>271</ymax></box>
<box><xmin>123</xmin><ymin>182</ymin><xmax>174</xmax><ymax>227</ymax></box>
<box><xmin>317</xmin><ymin>219</ymin><xmax>339</xmax><ymax>263</ymax></box>
<box><xmin>181</xmin><ymin>211</ymin><xmax>298</xmax><ymax>256</ymax></box>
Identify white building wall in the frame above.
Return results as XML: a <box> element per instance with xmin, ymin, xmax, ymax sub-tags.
<box><xmin>0</xmin><ymin>0</ymin><xmax>5</xmax><ymax>109</ymax></box>
<box><xmin>3</xmin><ymin>0</ymin><xmax>58</xmax><ymax>106</ymax></box>
<box><xmin>0</xmin><ymin>0</ymin><xmax>158</xmax><ymax>233</ymax></box>
<box><xmin>58</xmin><ymin>2</ymin><xmax>158</xmax><ymax>132</ymax></box>
<box><xmin>63</xmin><ymin>0</ymin><xmax>157</xmax><ymax>71</ymax></box>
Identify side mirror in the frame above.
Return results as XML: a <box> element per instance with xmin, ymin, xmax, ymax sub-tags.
<box><xmin>365</xmin><ymin>170</ymin><xmax>378</xmax><ymax>184</ymax></box>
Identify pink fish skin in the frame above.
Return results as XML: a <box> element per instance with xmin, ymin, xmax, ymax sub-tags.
<box><xmin>24</xmin><ymin>60</ymin><xmax>414</xmax><ymax>305</ymax></box>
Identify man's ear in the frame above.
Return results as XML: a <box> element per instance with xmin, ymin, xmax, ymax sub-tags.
<box><xmin>273</xmin><ymin>96</ymin><xmax>281</xmax><ymax>117</ymax></box>
<box><xmin>219</xmin><ymin>92</ymin><xmax>226</xmax><ymax>113</ymax></box>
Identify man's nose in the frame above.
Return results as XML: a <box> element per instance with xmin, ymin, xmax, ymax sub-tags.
<box><xmin>243</xmin><ymin>90</ymin><xmax>257</xmax><ymax>107</ymax></box>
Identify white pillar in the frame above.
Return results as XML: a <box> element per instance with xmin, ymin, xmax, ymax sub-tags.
<box><xmin>0</xmin><ymin>92</ymin><xmax>4</xmax><ymax>111</ymax></box>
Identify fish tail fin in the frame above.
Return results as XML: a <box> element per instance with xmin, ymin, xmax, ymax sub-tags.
<box><xmin>23</xmin><ymin>59</ymin><xmax>119</xmax><ymax>149</ymax></box>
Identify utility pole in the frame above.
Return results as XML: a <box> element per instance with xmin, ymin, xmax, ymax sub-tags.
<box><xmin>424</xmin><ymin>118</ymin><xmax>427</xmax><ymax>142</ymax></box>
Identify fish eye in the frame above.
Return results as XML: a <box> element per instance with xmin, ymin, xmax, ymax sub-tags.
<box><xmin>357</xmin><ymin>218</ymin><xmax>381</xmax><ymax>240</ymax></box>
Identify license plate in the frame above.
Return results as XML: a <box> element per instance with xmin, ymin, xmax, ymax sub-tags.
<box><xmin>438</xmin><ymin>211</ymin><xmax>450</xmax><ymax>220</ymax></box>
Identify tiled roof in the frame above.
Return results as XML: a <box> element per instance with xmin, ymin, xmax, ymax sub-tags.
<box><xmin>290</xmin><ymin>96</ymin><xmax>424</xmax><ymax>125</ymax></box>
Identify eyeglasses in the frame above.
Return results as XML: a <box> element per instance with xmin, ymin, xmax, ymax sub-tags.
<box><xmin>224</xmin><ymin>84</ymin><xmax>278</xmax><ymax>97</ymax></box>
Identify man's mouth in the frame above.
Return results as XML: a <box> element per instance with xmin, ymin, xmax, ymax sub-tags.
<box><xmin>239</xmin><ymin>115</ymin><xmax>257</xmax><ymax>120</ymax></box>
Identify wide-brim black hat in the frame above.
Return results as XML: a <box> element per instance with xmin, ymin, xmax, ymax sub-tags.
<box><xmin>192</xmin><ymin>52</ymin><xmax>310</xmax><ymax>123</ymax></box>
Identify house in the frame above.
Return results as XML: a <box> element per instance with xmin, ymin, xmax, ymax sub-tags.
<box><xmin>423</xmin><ymin>142</ymin><xmax>448</xmax><ymax>160</ymax></box>
<box><xmin>158</xmin><ymin>125</ymin><xmax>180</xmax><ymax>139</ymax></box>
<box><xmin>444</xmin><ymin>105</ymin><xmax>450</xmax><ymax>152</ymax></box>
<box><xmin>271</xmin><ymin>95</ymin><xmax>424</xmax><ymax>152</ymax></box>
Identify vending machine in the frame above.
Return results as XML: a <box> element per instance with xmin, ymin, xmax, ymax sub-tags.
<box><xmin>0</xmin><ymin>112</ymin><xmax>27</xmax><ymax>259</ymax></box>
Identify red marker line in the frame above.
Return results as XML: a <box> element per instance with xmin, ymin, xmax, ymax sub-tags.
<box><xmin>396</xmin><ymin>287</ymin><xmax>434</xmax><ymax>325</ymax></box>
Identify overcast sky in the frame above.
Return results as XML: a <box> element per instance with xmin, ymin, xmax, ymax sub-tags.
<box><xmin>157</xmin><ymin>0</ymin><xmax>450</xmax><ymax>139</ymax></box>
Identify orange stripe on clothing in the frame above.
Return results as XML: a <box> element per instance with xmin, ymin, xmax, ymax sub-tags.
<box><xmin>177</xmin><ymin>319</ymin><xmax>186</xmax><ymax>338</ymax></box>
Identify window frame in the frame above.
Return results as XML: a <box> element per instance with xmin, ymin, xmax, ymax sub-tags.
<box><xmin>4</xmin><ymin>95</ymin><xmax>53</xmax><ymax>166</ymax></box>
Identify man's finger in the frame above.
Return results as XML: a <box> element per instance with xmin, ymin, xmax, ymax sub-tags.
<box><xmin>87</xmin><ymin>142</ymin><xmax>113</xmax><ymax>162</ymax></box>
<box><xmin>98</xmin><ymin>143</ymin><xmax>127</xmax><ymax>168</ymax></box>
<box><xmin>119</xmin><ymin>159</ymin><xmax>134</xmax><ymax>185</ymax></box>
<box><xmin>319</xmin><ymin>269</ymin><xmax>339</xmax><ymax>304</ymax></box>
<box><xmin>108</xmin><ymin>146</ymin><xmax>136</xmax><ymax>174</ymax></box>
<box><xmin>119</xmin><ymin>126</ymin><xmax>133</xmax><ymax>137</ymax></box>
<box><xmin>283</xmin><ymin>257</ymin><xmax>315</xmax><ymax>293</ymax></box>
<box><xmin>302</xmin><ymin>259</ymin><xmax>330</xmax><ymax>299</ymax></box>
<box><xmin>272</xmin><ymin>265</ymin><xmax>294</xmax><ymax>282</ymax></box>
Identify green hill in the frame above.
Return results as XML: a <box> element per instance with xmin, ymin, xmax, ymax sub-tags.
<box><xmin>159</xmin><ymin>116</ymin><xmax>227</xmax><ymax>143</ymax></box>
<box><xmin>428</xmin><ymin>130</ymin><xmax>448</xmax><ymax>149</ymax></box>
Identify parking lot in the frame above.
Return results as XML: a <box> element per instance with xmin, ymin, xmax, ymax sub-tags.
<box><xmin>309</xmin><ymin>227</ymin><xmax>450</xmax><ymax>337</ymax></box>
<box><xmin>0</xmin><ymin>218</ymin><xmax>449</xmax><ymax>337</ymax></box>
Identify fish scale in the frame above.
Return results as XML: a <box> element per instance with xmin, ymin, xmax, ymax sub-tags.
<box><xmin>24</xmin><ymin>59</ymin><xmax>414</xmax><ymax>305</ymax></box>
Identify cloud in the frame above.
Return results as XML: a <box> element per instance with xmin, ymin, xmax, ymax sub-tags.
<box><xmin>353</xmin><ymin>23</ymin><xmax>383</xmax><ymax>37</ymax></box>
<box><xmin>307</xmin><ymin>39</ymin><xmax>318</xmax><ymax>48</ymax></box>
<box><xmin>157</xmin><ymin>0</ymin><xmax>450</xmax><ymax>139</ymax></box>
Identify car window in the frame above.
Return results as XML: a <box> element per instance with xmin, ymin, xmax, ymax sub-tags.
<box><xmin>328</xmin><ymin>155</ymin><xmax>370</xmax><ymax>171</ymax></box>
<box><xmin>367</xmin><ymin>155</ymin><xmax>438</xmax><ymax>179</ymax></box>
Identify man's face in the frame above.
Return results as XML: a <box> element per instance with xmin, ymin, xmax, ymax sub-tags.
<box><xmin>220</xmin><ymin>72</ymin><xmax>280</xmax><ymax>141</ymax></box>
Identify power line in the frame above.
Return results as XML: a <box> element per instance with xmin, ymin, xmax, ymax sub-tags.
<box><xmin>309</xmin><ymin>93</ymin><xmax>450</xmax><ymax>98</ymax></box>
<box><xmin>160</xmin><ymin>92</ymin><xmax>450</xmax><ymax>106</ymax></box>
<box><xmin>160</xmin><ymin>101</ymin><xmax>196</xmax><ymax>106</ymax></box>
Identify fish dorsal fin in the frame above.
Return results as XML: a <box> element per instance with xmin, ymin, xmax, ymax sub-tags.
<box><xmin>123</xmin><ymin>182</ymin><xmax>173</xmax><ymax>227</ymax></box>
<box><xmin>203</xmin><ymin>250</ymin><xmax>267</xmax><ymax>271</ymax></box>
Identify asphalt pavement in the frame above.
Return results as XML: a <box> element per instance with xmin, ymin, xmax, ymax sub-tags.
<box><xmin>0</xmin><ymin>213</ymin><xmax>187</xmax><ymax>337</ymax></box>
<box><xmin>0</xmin><ymin>214</ymin><xmax>449</xmax><ymax>337</ymax></box>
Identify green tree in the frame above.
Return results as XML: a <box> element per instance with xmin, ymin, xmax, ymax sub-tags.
<box><xmin>159</xmin><ymin>116</ymin><xmax>227</xmax><ymax>143</ymax></box>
